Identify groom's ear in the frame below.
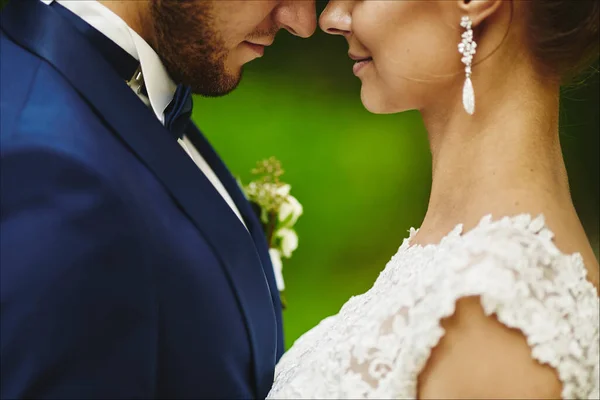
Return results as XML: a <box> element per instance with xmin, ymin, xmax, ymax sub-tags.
<box><xmin>457</xmin><ymin>0</ymin><xmax>504</xmax><ymax>27</ymax></box>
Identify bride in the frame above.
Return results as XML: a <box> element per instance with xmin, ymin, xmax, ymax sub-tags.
<box><xmin>268</xmin><ymin>0</ymin><xmax>599</xmax><ymax>399</ymax></box>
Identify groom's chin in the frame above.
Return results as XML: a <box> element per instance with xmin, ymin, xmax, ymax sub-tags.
<box><xmin>191</xmin><ymin>68</ymin><xmax>244</xmax><ymax>98</ymax></box>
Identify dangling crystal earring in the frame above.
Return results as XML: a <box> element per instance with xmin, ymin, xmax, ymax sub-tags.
<box><xmin>458</xmin><ymin>16</ymin><xmax>477</xmax><ymax>115</ymax></box>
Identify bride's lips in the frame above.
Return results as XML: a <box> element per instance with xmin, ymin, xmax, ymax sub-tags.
<box><xmin>349</xmin><ymin>53</ymin><xmax>373</xmax><ymax>76</ymax></box>
<box><xmin>352</xmin><ymin>59</ymin><xmax>372</xmax><ymax>75</ymax></box>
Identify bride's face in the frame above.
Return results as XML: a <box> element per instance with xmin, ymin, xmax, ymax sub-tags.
<box><xmin>320</xmin><ymin>0</ymin><xmax>462</xmax><ymax>114</ymax></box>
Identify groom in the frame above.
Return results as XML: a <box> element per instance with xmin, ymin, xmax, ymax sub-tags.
<box><xmin>0</xmin><ymin>0</ymin><xmax>315</xmax><ymax>398</ymax></box>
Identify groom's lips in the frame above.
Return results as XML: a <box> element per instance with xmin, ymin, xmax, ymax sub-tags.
<box><xmin>244</xmin><ymin>40</ymin><xmax>274</xmax><ymax>57</ymax></box>
<box><xmin>244</xmin><ymin>41</ymin><xmax>266</xmax><ymax>56</ymax></box>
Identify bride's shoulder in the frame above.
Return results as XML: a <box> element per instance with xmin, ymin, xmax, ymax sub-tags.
<box><xmin>386</xmin><ymin>213</ymin><xmax>597</xmax><ymax>320</ymax></box>
<box><xmin>411</xmin><ymin>214</ymin><xmax>599</xmax><ymax>399</ymax></box>
<box><xmin>417</xmin><ymin>213</ymin><xmax>598</xmax><ymax>313</ymax></box>
<box><xmin>423</xmin><ymin>213</ymin><xmax>592</xmax><ymax>282</ymax></box>
<box><xmin>391</xmin><ymin>214</ymin><xmax>595</xmax><ymax>302</ymax></box>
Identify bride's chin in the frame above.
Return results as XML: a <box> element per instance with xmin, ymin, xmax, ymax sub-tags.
<box><xmin>360</xmin><ymin>89</ymin><xmax>400</xmax><ymax>115</ymax></box>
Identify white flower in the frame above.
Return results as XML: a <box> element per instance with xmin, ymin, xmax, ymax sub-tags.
<box><xmin>269</xmin><ymin>248</ymin><xmax>285</xmax><ymax>291</ymax></box>
<box><xmin>276</xmin><ymin>184</ymin><xmax>291</xmax><ymax>197</ymax></box>
<box><xmin>245</xmin><ymin>181</ymin><xmax>258</xmax><ymax>194</ymax></box>
<box><xmin>278</xmin><ymin>194</ymin><xmax>303</xmax><ymax>227</ymax></box>
<box><xmin>262</xmin><ymin>182</ymin><xmax>289</xmax><ymax>198</ymax></box>
<box><xmin>276</xmin><ymin>228</ymin><xmax>299</xmax><ymax>258</ymax></box>
<box><xmin>245</xmin><ymin>182</ymin><xmax>288</xmax><ymax>199</ymax></box>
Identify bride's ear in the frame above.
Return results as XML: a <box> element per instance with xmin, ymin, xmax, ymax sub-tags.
<box><xmin>457</xmin><ymin>0</ymin><xmax>504</xmax><ymax>27</ymax></box>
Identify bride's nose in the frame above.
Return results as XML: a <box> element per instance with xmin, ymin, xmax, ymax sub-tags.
<box><xmin>319</xmin><ymin>1</ymin><xmax>351</xmax><ymax>36</ymax></box>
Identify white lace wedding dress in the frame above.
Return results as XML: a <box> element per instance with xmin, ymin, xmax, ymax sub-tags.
<box><xmin>267</xmin><ymin>214</ymin><xmax>599</xmax><ymax>399</ymax></box>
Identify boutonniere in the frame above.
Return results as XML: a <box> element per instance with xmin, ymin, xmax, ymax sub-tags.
<box><xmin>240</xmin><ymin>157</ymin><xmax>303</xmax><ymax>309</ymax></box>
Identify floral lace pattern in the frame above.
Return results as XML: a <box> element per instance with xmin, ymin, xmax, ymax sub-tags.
<box><xmin>267</xmin><ymin>214</ymin><xmax>600</xmax><ymax>399</ymax></box>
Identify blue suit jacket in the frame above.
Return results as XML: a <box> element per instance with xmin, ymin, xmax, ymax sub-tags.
<box><xmin>0</xmin><ymin>1</ymin><xmax>283</xmax><ymax>398</ymax></box>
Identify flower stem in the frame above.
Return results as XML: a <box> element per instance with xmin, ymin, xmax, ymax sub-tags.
<box><xmin>280</xmin><ymin>291</ymin><xmax>287</xmax><ymax>310</ymax></box>
<box><xmin>266</xmin><ymin>211</ymin><xmax>277</xmax><ymax>247</ymax></box>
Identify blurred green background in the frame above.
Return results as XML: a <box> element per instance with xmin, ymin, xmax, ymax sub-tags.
<box><xmin>1</xmin><ymin>0</ymin><xmax>597</xmax><ymax>348</ymax></box>
<box><xmin>192</xmin><ymin>14</ymin><xmax>599</xmax><ymax>345</ymax></box>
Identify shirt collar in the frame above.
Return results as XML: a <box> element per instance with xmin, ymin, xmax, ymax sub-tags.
<box><xmin>41</xmin><ymin>0</ymin><xmax>177</xmax><ymax>125</ymax></box>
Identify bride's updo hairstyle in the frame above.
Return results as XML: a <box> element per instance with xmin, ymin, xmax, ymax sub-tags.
<box><xmin>526</xmin><ymin>0</ymin><xmax>599</xmax><ymax>83</ymax></box>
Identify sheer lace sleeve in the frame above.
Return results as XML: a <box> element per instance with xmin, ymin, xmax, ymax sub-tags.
<box><xmin>268</xmin><ymin>215</ymin><xmax>599</xmax><ymax>399</ymax></box>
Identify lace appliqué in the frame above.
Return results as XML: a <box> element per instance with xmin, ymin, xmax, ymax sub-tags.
<box><xmin>267</xmin><ymin>214</ymin><xmax>600</xmax><ymax>399</ymax></box>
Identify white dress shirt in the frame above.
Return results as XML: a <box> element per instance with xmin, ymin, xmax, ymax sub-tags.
<box><xmin>41</xmin><ymin>0</ymin><xmax>247</xmax><ymax>228</ymax></box>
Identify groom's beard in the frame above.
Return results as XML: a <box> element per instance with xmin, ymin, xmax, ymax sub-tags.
<box><xmin>150</xmin><ymin>0</ymin><xmax>240</xmax><ymax>96</ymax></box>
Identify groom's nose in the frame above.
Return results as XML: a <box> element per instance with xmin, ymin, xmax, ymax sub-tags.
<box><xmin>273</xmin><ymin>0</ymin><xmax>317</xmax><ymax>38</ymax></box>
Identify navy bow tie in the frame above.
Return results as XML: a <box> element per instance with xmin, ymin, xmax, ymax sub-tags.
<box><xmin>164</xmin><ymin>85</ymin><xmax>194</xmax><ymax>140</ymax></box>
<box><xmin>51</xmin><ymin>1</ymin><xmax>193</xmax><ymax>140</ymax></box>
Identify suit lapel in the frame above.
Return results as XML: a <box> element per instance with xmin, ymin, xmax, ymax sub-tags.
<box><xmin>185</xmin><ymin>126</ymin><xmax>284</xmax><ymax>354</ymax></box>
<box><xmin>0</xmin><ymin>1</ymin><xmax>276</xmax><ymax>395</ymax></box>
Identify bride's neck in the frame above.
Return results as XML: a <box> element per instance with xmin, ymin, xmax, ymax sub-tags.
<box><xmin>416</xmin><ymin>62</ymin><xmax>574</xmax><ymax>243</ymax></box>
